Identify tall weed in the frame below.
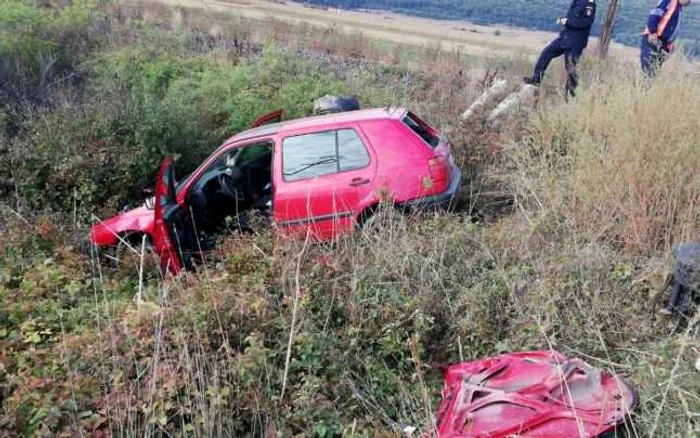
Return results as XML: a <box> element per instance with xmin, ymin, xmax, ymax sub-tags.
<box><xmin>508</xmin><ymin>62</ymin><xmax>700</xmax><ymax>251</ymax></box>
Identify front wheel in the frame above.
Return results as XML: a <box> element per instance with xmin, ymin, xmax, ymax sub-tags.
<box><xmin>102</xmin><ymin>233</ymin><xmax>153</xmax><ymax>268</ymax></box>
<box><xmin>597</xmin><ymin>427</ymin><xmax>629</xmax><ymax>438</ymax></box>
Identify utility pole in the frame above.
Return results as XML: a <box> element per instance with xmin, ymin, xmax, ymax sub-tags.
<box><xmin>598</xmin><ymin>0</ymin><xmax>621</xmax><ymax>58</ymax></box>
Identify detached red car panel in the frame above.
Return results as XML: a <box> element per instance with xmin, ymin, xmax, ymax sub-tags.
<box><xmin>91</xmin><ymin>107</ymin><xmax>461</xmax><ymax>272</ymax></box>
<box><xmin>435</xmin><ymin>351</ymin><xmax>637</xmax><ymax>438</ymax></box>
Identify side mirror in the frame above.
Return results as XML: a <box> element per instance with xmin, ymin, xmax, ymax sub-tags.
<box><xmin>142</xmin><ymin>188</ymin><xmax>156</xmax><ymax>210</ymax></box>
<box><xmin>145</xmin><ymin>196</ymin><xmax>155</xmax><ymax>210</ymax></box>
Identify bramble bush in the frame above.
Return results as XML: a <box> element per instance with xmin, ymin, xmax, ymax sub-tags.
<box><xmin>2</xmin><ymin>212</ymin><xmax>698</xmax><ymax>436</ymax></box>
<box><xmin>5</xmin><ymin>8</ymin><xmax>348</xmax><ymax>217</ymax></box>
<box><xmin>0</xmin><ymin>0</ymin><xmax>99</xmax><ymax>113</ymax></box>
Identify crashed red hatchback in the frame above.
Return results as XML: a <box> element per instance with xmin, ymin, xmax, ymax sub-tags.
<box><xmin>435</xmin><ymin>351</ymin><xmax>637</xmax><ymax>437</ymax></box>
<box><xmin>91</xmin><ymin>107</ymin><xmax>461</xmax><ymax>272</ymax></box>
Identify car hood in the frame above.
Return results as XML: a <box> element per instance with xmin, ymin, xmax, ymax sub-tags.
<box><xmin>91</xmin><ymin>204</ymin><xmax>155</xmax><ymax>246</ymax></box>
<box><xmin>435</xmin><ymin>351</ymin><xmax>637</xmax><ymax>437</ymax></box>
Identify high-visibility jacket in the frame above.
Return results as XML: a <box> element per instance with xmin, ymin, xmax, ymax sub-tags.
<box><xmin>644</xmin><ymin>0</ymin><xmax>685</xmax><ymax>45</ymax></box>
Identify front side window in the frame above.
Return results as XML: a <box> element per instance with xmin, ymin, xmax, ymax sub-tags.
<box><xmin>237</xmin><ymin>144</ymin><xmax>271</xmax><ymax>166</ymax></box>
<box><xmin>282</xmin><ymin>129</ymin><xmax>370</xmax><ymax>182</ymax></box>
<box><xmin>210</xmin><ymin>151</ymin><xmax>236</xmax><ymax>172</ymax></box>
<box><xmin>202</xmin><ymin>143</ymin><xmax>271</xmax><ymax>178</ymax></box>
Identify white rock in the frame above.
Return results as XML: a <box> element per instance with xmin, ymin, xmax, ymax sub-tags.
<box><xmin>461</xmin><ymin>78</ymin><xmax>509</xmax><ymax>121</ymax></box>
<box><xmin>487</xmin><ymin>84</ymin><xmax>539</xmax><ymax>126</ymax></box>
<box><xmin>403</xmin><ymin>425</ymin><xmax>417</xmax><ymax>436</ymax></box>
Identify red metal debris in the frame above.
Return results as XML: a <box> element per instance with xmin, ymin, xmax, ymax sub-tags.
<box><xmin>435</xmin><ymin>351</ymin><xmax>637</xmax><ymax>437</ymax></box>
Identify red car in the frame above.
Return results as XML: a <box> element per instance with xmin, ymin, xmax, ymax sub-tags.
<box><xmin>91</xmin><ymin>107</ymin><xmax>461</xmax><ymax>273</ymax></box>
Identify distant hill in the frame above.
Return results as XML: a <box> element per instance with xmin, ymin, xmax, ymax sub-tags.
<box><xmin>303</xmin><ymin>1</ymin><xmax>700</xmax><ymax>54</ymax></box>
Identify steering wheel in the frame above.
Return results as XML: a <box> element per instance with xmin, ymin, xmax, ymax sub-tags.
<box><xmin>218</xmin><ymin>172</ymin><xmax>245</xmax><ymax>203</ymax></box>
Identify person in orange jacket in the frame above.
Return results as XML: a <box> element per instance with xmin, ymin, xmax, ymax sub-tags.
<box><xmin>641</xmin><ymin>0</ymin><xmax>692</xmax><ymax>76</ymax></box>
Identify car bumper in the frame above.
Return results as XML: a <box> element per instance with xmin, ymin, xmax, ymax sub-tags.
<box><xmin>400</xmin><ymin>164</ymin><xmax>462</xmax><ymax>212</ymax></box>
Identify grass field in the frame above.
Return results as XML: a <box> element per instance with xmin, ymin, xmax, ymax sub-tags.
<box><xmin>131</xmin><ymin>0</ymin><xmax>639</xmax><ymax>61</ymax></box>
<box><xmin>2</xmin><ymin>1</ymin><xmax>699</xmax><ymax>436</ymax></box>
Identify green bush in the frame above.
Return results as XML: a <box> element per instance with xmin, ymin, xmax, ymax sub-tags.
<box><xmin>0</xmin><ymin>0</ymin><xmax>96</xmax><ymax>104</ymax></box>
<box><xmin>8</xmin><ymin>35</ymin><xmax>347</xmax><ymax>216</ymax></box>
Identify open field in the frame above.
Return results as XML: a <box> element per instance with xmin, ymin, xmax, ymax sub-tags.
<box><xmin>130</xmin><ymin>0</ymin><xmax>639</xmax><ymax>61</ymax></box>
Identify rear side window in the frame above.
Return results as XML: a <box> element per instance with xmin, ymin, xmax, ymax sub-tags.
<box><xmin>403</xmin><ymin>112</ymin><xmax>440</xmax><ymax>148</ymax></box>
<box><xmin>337</xmin><ymin>129</ymin><xmax>370</xmax><ymax>172</ymax></box>
<box><xmin>283</xmin><ymin>129</ymin><xmax>370</xmax><ymax>181</ymax></box>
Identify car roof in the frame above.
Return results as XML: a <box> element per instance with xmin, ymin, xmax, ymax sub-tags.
<box><xmin>225</xmin><ymin>106</ymin><xmax>407</xmax><ymax>145</ymax></box>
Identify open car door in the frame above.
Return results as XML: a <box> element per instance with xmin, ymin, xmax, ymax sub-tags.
<box><xmin>249</xmin><ymin>109</ymin><xmax>284</xmax><ymax>128</ymax></box>
<box><xmin>153</xmin><ymin>157</ymin><xmax>196</xmax><ymax>274</ymax></box>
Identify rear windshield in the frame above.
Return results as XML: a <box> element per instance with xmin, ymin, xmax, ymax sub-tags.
<box><xmin>402</xmin><ymin>112</ymin><xmax>440</xmax><ymax>148</ymax></box>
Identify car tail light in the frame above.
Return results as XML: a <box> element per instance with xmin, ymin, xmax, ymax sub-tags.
<box><xmin>428</xmin><ymin>156</ymin><xmax>449</xmax><ymax>182</ymax></box>
<box><xmin>426</xmin><ymin>155</ymin><xmax>450</xmax><ymax>193</ymax></box>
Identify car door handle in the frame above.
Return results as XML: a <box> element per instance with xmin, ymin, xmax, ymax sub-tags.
<box><xmin>349</xmin><ymin>177</ymin><xmax>370</xmax><ymax>187</ymax></box>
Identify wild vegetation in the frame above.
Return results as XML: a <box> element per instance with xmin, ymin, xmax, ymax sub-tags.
<box><xmin>1</xmin><ymin>1</ymin><xmax>699</xmax><ymax>437</ymax></box>
<box><xmin>306</xmin><ymin>0</ymin><xmax>700</xmax><ymax>54</ymax></box>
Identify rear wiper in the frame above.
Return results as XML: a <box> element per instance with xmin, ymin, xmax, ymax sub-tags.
<box><xmin>284</xmin><ymin>158</ymin><xmax>338</xmax><ymax>177</ymax></box>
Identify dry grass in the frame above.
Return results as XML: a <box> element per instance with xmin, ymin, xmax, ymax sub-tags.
<box><xmin>58</xmin><ymin>206</ymin><xmax>697</xmax><ymax>436</ymax></box>
<box><xmin>130</xmin><ymin>0</ymin><xmax>639</xmax><ymax>61</ymax></box>
<box><xmin>2</xmin><ymin>2</ymin><xmax>700</xmax><ymax>436</ymax></box>
<box><xmin>507</xmin><ymin>56</ymin><xmax>700</xmax><ymax>253</ymax></box>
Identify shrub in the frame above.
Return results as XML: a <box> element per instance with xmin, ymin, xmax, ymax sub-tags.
<box><xmin>507</xmin><ymin>62</ymin><xmax>700</xmax><ymax>252</ymax></box>
<box><xmin>8</xmin><ymin>37</ymin><xmax>347</xmax><ymax>216</ymax></box>
<box><xmin>0</xmin><ymin>0</ymin><xmax>97</xmax><ymax>106</ymax></box>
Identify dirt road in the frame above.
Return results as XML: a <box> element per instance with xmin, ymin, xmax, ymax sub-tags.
<box><xmin>128</xmin><ymin>0</ymin><xmax>637</xmax><ymax>61</ymax></box>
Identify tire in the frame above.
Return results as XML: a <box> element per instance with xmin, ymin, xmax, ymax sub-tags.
<box><xmin>103</xmin><ymin>233</ymin><xmax>153</xmax><ymax>268</ymax></box>
<box><xmin>359</xmin><ymin>204</ymin><xmax>406</xmax><ymax>235</ymax></box>
<box><xmin>597</xmin><ymin>427</ymin><xmax>628</xmax><ymax>438</ymax></box>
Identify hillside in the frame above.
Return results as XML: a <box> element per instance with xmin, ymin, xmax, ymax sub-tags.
<box><xmin>1</xmin><ymin>1</ymin><xmax>699</xmax><ymax>436</ymax></box>
<box><xmin>306</xmin><ymin>0</ymin><xmax>700</xmax><ymax>53</ymax></box>
<box><xmin>132</xmin><ymin>0</ymin><xmax>640</xmax><ymax>62</ymax></box>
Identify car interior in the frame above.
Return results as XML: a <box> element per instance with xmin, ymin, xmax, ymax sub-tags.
<box><xmin>185</xmin><ymin>142</ymin><xmax>273</xmax><ymax>238</ymax></box>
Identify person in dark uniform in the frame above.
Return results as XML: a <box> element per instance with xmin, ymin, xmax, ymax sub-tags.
<box><xmin>641</xmin><ymin>0</ymin><xmax>692</xmax><ymax>77</ymax></box>
<box><xmin>524</xmin><ymin>0</ymin><xmax>597</xmax><ymax>98</ymax></box>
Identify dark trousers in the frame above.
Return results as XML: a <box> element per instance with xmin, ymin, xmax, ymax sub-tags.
<box><xmin>532</xmin><ymin>38</ymin><xmax>582</xmax><ymax>97</ymax></box>
<box><xmin>640</xmin><ymin>36</ymin><xmax>669</xmax><ymax>77</ymax></box>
